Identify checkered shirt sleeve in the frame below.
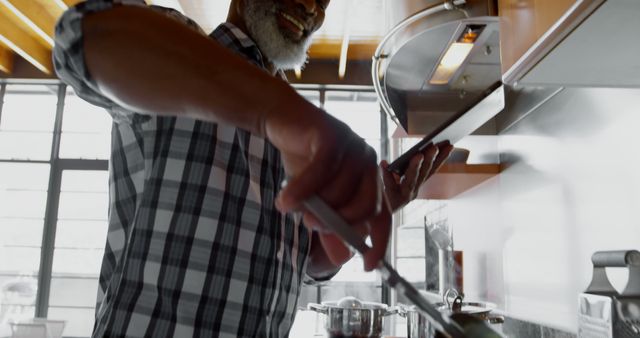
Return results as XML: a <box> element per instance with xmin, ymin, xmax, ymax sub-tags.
<box><xmin>53</xmin><ymin>2</ymin><xmax>313</xmax><ymax>337</ymax></box>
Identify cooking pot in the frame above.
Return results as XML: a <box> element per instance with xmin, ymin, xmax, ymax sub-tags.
<box><xmin>400</xmin><ymin>295</ymin><xmax>504</xmax><ymax>338</ymax></box>
<box><xmin>307</xmin><ymin>297</ymin><xmax>398</xmax><ymax>338</ymax></box>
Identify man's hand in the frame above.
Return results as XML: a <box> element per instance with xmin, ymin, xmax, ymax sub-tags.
<box><xmin>381</xmin><ymin>142</ymin><xmax>453</xmax><ymax>211</ymax></box>
<box><xmin>265</xmin><ymin>96</ymin><xmax>390</xmax><ymax>272</ymax></box>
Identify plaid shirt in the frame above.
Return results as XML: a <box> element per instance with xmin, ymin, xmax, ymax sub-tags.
<box><xmin>53</xmin><ymin>1</ymin><xmax>311</xmax><ymax>337</ymax></box>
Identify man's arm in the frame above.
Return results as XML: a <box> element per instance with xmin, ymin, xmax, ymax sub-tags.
<box><xmin>71</xmin><ymin>4</ymin><xmax>391</xmax><ymax>270</ymax></box>
<box><xmin>81</xmin><ymin>5</ymin><xmax>300</xmax><ymax>135</ymax></box>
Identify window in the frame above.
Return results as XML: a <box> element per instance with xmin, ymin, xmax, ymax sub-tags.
<box><xmin>0</xmin><ymin>83</ymin><xmax>389</xmax><ymax>338</ymax></box>
<box><xmin>0</xmin><ymin>84</ymin><xmax>59</xmax><ymax>337</ymax></box>
<box><xmin>289</xmin><ymin>86</ymin><xmax>388</xmax><ymax>338</ymax></box>
<box><xmin>59</xmin><ymin>91</ymin><xmax>112</xmax><ymax>160</ymax></box>
<box><xmin>48</xmin><ymin>170</ymin><xmax>108</xmax><ymax>338</ymax></box>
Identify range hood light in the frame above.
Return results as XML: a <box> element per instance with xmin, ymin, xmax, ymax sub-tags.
<box><xmin>429</xmin><ymin>26</ymin><xmax>484</xmax><ymax>85</ymax></box>
<box><xmin>429</xmin><ymin>42</ymin><xmax>474</xmax><ymax>85</ymax></box>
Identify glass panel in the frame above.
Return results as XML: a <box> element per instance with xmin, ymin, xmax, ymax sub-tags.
<box><xmin>60</xmin><ymin>171</ymin><xmax>108</xmax><ymax>193</ymax></box>
<box><xmin>396</xmin><ymin>227</ymin><xmax>426</xmax><ymax>258</ymax></box>
<box><xmin>324</xmin><ymin>91</ymin><xmax>380</xmax><ymax>140</ymax></box>
<box><xmin>48</xmin><ymin>307</ymin><xmax>94</xmax><ymax>338</ymax></box>
<box><xmin>59</xmin><ymin>133</ymin><xmax>111</xmax><ymax>160</ymax></box>
<box><xmin>0</xmin><ymin>190</ymin><xmax>47</xmax><ymax>218</ymax></box>
<box><xmin>61</xmin><ymin>93</ymin><xmax>111</xmax><ymax>133</ymax></box>
<box><xmin>60</xmin><ymin>91</ymin><xmax>112</xmax><ymax>160</ymax></box>
<box><xmin>0</xmin><ymin>132</ymin><xmax>53</xmax><ymax>160</ymax></box>
<box><xmin>0</xmin><ymin>163</ymin><xmax>50</xmax><ymax>190</ymax></box>
<box><xmin>1</xmin><ymin>85</ymin><xmax>57</xmax><ymax>132</ymax></box>
<box><xmin>49</xmin><ymin>170</ymin><xmax>108</xmax><ymax>338</ymax></box>
<box><xmin>0</xmin><ymin>163</ymin><xmax>46</xmax><ymax>331</ymax></box>
<box><xmin>57</xmin><ymin>192</ymin><xmax>108</xmax><ymax>221</ymax></box>
<box><xmin>396</xmin><ymin>258</ymin><xmax>426</xmax><ymax>283</ymax></box>
<box><xmin>0</xmin><ymin>85</ymin><xmax>57</xmax><ymax>160</ymax></box>
<box><xmin>297</xmin><ymin>90</ymin><xmax>321</xmax><ymax>107</ymax></box>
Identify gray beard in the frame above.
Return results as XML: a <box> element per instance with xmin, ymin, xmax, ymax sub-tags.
<box><xmin>243</xmin><ymin>0</ymin><xmax>312</xmax><ymax>70</ymax></box>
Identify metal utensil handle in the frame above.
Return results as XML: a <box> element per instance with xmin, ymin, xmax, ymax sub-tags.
<box><xmin>591</xmin><ymin>250</ymin><xmax>640</xmax><ymax>267</ymax></box>
<box><xmin>307</xmin><ymin>303</ymin><xmax>328</xmax><ymax>314</ymax></box>
<box><xmin>302</xmin><ymin>195</ymin><xmax>465</xmax><ymax>338</ymax></box>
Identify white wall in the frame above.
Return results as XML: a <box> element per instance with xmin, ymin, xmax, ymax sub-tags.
<box><xmin>448</xmin><ymin>87</ymin><xmax>640</xmax><ymax>332</ymax></box>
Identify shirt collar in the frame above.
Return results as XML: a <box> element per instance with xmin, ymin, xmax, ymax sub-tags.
<box><xmin>210</xmin><ymin>22</ymin><xmax>287</xmax><ymax>79</ymax></box>
<box><xmin>210</xmin><ymin>22</ymin><xmax>265</xmax><ymax>68</ymax></box>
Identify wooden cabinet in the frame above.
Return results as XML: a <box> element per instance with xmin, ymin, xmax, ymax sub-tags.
<box><xmin>499</xmin><ymin>0</ymin><xmax>577</xmax><ymax>73</ymax></box>
<box><xmin>417</xmin><ymin>163</ymin><xmax>501</xmax><ymax>200</ymax></box>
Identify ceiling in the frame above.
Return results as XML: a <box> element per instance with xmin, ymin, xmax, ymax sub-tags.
<box><xmin>0</xmin><ymin>0</ymin><xmax>391</xmax><ymax>78</ymax></box>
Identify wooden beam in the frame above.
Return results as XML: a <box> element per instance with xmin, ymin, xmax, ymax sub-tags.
<box><xmin>62</xmin><ymin>0</ymin><xmax>83</xmax><ymax>6</ymax></box>
<box><xmin>0</xmin><ymin>44</ymin><xmax>14</xmax><ymax>74</ymax></box>
<box><xmin>2</xmin><ymin>0</ymin><xmax>60</xmax><ymax>46</ymax></box>
<box><xmin>309</xmin><ymin>39</ymin><xmax>380</xmax><ymax>61</ymax></box>
<box><xmin>0</xmin><ymin>6</ymin><xmax>52</xmax><ymax>74</ymax></box>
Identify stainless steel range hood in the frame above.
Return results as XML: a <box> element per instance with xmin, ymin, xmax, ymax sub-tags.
<box><xmin>373</xmin><ymin>0</ymin><xmax>504</xmax><ymax>138</ymax></box>
<box><xmin>504</xmin><ymin>0</ymin><xmax>640</xmax><ymax>88</ymax></box>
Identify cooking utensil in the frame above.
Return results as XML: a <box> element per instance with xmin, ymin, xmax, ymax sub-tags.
<box><xmin>301</xmin><ymin>193</ymin><xmax>503</xmax><ymax>338</ymax></box>
<box><xmin>307</xmin><ymin>297</ymin><xmax>398</xmax><ymax>338</ymax></box>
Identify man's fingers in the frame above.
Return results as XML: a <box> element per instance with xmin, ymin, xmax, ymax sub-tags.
<box><xmin>380</xmin><ymin>161</ymin><xmax>398</xmax><ymax>191</ymax></box>
<box><xmin>427</xmin><ymin>142</ymin><xmax>453</xmax><ymax>178</ymax></box>
<box><xmin>402</xmin><ymin>153</ymin><xmax>423</xmax><ymax>193</ymax></box>
<box><xmin>416</xmin><ymin>145</ymin><xmax>437</xmax><ymax>185</ymax></box>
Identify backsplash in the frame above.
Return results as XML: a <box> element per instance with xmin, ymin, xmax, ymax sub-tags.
<box><xmin>397</xmin><ymin>87</ymin><xmax>640</xmax><ymax>334</ymax></box>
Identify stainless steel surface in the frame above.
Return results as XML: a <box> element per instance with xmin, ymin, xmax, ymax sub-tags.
<box><xmin>504</xmin><ymin>0</ymin><xmax>640</xmax><ymax>88</ymax></box>
<box><xmin>307</xmin><ymin>299</ymin><xmax>397</xmax><ymax>338</ymax></box>
<box><xmin>302</xmin><ymin>195</ymin><xmax>463</xmax><ymax>337</ymax></box>
<box><xmin>373</xmin><ymin>0</ymin><xmax>503</xmax><ymax>135</ymax></box>
<box><xmin>579</xmin><ymin>250</ymin><xmax>640</xmax><ymax>337</ymax></box>
<box><xmin>302</xmin><ymin>195</ymin><xmax>504</xmax><ymax>338</ymax></box>
<box><xmin>401</xmin><ymin>300</ymin><xmax>503</xmax><ymax>338</ymax></box>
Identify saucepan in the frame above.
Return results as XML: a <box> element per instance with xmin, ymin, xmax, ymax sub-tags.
<box><xmin>400</xmin><ymin>292</ymin><xmax>504</xmax><ymax>338</ymax></box>
<box><xmin>308</xmin><ymin>296</ymin><xmax>398</xmax><ymax>338</ymax></box>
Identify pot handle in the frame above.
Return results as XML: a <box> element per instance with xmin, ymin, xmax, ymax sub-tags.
<box><xmin>487</xmin><ymin>315</ymin><xmax>505</xmax><ymax>324</ymax></box>
<box><xmin>396</xmin><ymin>304</ymin><xmax>408</xmax><ymax>318</ymax></box>
<box><xmin>384</xmin><ymin>306</ymin><xmax>400</xmax><ymax>317</ymax></box>
<box><xmin>307</xmin><ymin>303</ymin><xmax>328</xmax><ymax>314</ymax></box>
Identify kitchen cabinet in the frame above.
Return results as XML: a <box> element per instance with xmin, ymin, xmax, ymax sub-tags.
<box><xmin>498</xmin><ymin>0</ymin><xmax>577</xmax><ymax>73</ymax></box>
<box><xmin>417</xmin><ymin>163</ymin><xmax>501</xmax><ymax>200</ymax></box>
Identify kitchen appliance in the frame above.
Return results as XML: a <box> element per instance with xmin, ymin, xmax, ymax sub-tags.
<box><xmin>372</xmin><ymin>0</ymin><xmax>504</xmax><ymax>141</ymax></box>
<box><xmin>307</xmin><ymin>297</ymin><xmax>398</xmax><ymax>338</ymax></box>
<box><xmin>578</xmin><ymin>250</ymin><xmax>640</xmax><ymax>337</ymax></box>
<box><xmin>300</xmin><ymin>193</ymin><xmax>504</xmax><ymax>338</ymax></box>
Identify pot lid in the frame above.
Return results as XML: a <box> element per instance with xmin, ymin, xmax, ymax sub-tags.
<box><xmin>322</xmin><ymin>297</ymin><xmax>388</xmax><ymax>310</ymax></box>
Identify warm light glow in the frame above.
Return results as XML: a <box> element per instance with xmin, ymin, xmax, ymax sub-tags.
<box><xmin>52</xmin><ymin>0</ymin><xmax>68</xmax><ymax>10</ymax></box>
<box><xmin>429</xmin><ymin>42</ymin><xmax>473</xmax><ymax>85</ymax></box>
<box><xmin>294</xmin><ymin>66</ymin><xmax>302</xmax><ymax>80</ymax></box>
<box><xmin>440</xmin><ymin>42</ymin><xmax>473</xmax><ymax>68</ymax></box>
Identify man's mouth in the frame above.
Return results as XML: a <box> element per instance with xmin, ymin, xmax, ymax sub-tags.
<box><xmin>277</xmin><ymin>11</ymin><xmax>306</xmax><ymax>38</ymax></box>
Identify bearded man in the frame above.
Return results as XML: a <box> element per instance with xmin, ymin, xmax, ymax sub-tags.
<box><xmin>53</xmin><ymin>0</ymin><xmax>449</xmax><ymax>336</ymax></box>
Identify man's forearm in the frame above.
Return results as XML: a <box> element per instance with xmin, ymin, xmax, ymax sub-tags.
<box><xmin>306</xmin><ymin>232</ymin><xmax>348</xmax><ymax>280</ymax></box>
<box><xmin>81</xmin><ymin>5</ymin><xmax>304</xmax><ymax>135</ymax></box>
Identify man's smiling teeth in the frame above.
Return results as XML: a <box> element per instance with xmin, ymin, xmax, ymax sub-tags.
<box><xmin>281</xmin><ymin>12</ymin><xmax>304</xmax><ymax>31</ymax></box>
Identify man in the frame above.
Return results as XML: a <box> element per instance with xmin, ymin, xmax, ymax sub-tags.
<box><xmin>53</xmin><ymin>0</ymin><xmax>450</xmax><ymax>336</ymax></box>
